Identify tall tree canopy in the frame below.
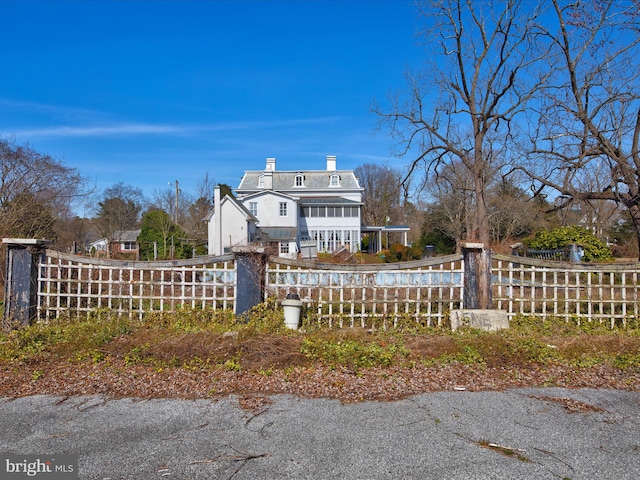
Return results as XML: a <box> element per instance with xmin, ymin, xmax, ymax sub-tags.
<box><xmin>95</xmin><ymin>183</ymin><xmax>145</xmax><ymax>239</ymax></box>
<box><xmin>375</xmin><ymin>0</ymin><xmax>549</xmax><ymax>307</ymax></box>
<box><xmin>138</xmin><ymin>208</ymin><xmax>189</xmax><ymax>260</ymax></box>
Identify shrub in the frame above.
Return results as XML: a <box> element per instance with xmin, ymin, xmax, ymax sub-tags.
<box><xmin>380</xmin><ymin>244</ymin><xmax>423</xmax><ymax>263</ymax></box>
<box><xmin>523</xmin><ymin>226</ymin><xmax>613</xmax><ymax>261</ymax></box>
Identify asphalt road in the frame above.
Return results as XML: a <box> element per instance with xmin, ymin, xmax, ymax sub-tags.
<box><xmin>1</xmin><ymin>388</ymin><xmax>639</xmax><ymax>479</ymax></box>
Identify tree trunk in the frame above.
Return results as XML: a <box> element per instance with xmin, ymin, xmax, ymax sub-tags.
<box><xmin>474</xmin><ymin>166</ymin><xmax>492</xmax><ymax>309</ymax></box>
<box><xmin>475</xmin><ymin>179</ymin><xmax>492</xmax><ymax>246</ymax></box>
<box><xmin>625</xmin><ymin>202</ymin><xmax>640</xmax><ymax>261</ymax></box>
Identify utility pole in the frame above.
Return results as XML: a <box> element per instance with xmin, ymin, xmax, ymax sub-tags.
<box><xmin>170</xmin><ymin>180</ymin><xmax>179</xmax><ymax>225</ymax></box>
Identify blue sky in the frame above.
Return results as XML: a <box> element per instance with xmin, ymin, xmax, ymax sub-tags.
<box><xmin>1</xmin><ymin>0</ymin><xmax>423</xmax><ymax>209</ymax></box>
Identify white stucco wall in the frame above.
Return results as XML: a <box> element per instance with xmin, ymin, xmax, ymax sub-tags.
<box><xmin>207</xmin><ymin>200</ymin><xmax>252</xmax><ymax>255</ymax></box>
<box><xmin>207</xmin><ymin>214</ymin><xmax>214</xmax><ymax>255</ymax></box>
<box><xmin>243</xmin><ymin>192</ymin><xmax>297</xmax><ymax>228</ymax></box>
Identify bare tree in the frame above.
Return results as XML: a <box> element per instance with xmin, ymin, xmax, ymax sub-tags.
<box><xmin>354</xmin><ymin>163</ymin><xmax>403</xmax><ymax>226</ymax></box>
<box><xmin>184</xmin><ymin>172</ymin><xmax>218</xmax><ymax>248</ymax></box>
<box><xmin>0</xmin><ymin>137</ymin><xmax>87</xmax><ymax>241</ymax></box>
<box><xmin>0</xmin><ymin>137</ymin><xmax>89</xmax><ymax>294</ymax></box>
<box><xmin>375</xmin><ymin>0</ymin><xmax>547</xmax><ymax>245</ymax></box>
<box><xmin>424</xmin><ymin>160</ymin><xmax>552</xmax><ymax>251</ymax></box>
<box><xmin>424</xmin><ymin>161</ymin><xmax>475</xmax><ymax>250</ymax></box>
<box><xmin>374</xmin><ymin>0</ymin><xmax>548</xmax><ymax>306</ymax></box>
<box><xmin>521</xmin><ymin>0</ymin><xmax>640</xmax><ymax>256</ymax></box>
<box><xmin>152</xmin><ymin>187</ymin><xmax>183</xmax><ymax>225</ymax></box>
<box><xmin>195</xmin><ymin>171</ymin><xmax>217</xmax><ymax>202</ymax></box>
<box><xmin>487</xmin><ymin>176</ymin><xmax>553</xmax><ymax>247</ymax></box>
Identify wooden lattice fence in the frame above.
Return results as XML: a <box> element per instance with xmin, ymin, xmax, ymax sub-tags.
<box><xmin>265</xmin><ymin>255</ymin><xmax>465</xmax><ymax>328</ymax></box>
<box><xmin>38</xmin><ymin>251</ymin><xmax>236</xmax><ymax>320</ymax></box>
<box><xmin>4</xmin><ymin>239</ymin><xmax>640</xmax><ymax>329</ymax></box>
<box><xmin>493</xmin><ymin>253</ymin><xmax>640</xmax><ymax>327</ymax></box>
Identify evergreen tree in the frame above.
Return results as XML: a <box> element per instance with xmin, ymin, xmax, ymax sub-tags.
<box><xmin>138</xmin><ymin>209</ymin><xmax>189</xmax><ymax>260</ymax></box>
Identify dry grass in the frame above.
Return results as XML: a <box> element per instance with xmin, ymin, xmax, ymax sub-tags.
<box><xmin>102</xmin><ymin>329</ymin><xmax>309</xmax><ymax>370</ymax></box>
<box><xmin>403</xmin><ymin>335</ymin><xmax>460</xmax><ymax>359</ymax></box>
<box><xmin>551</xmin><ymin>335</ymin><xmax>639</xmax><ymax>358</ymax></box>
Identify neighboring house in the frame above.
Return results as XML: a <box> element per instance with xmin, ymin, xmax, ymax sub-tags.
<box><xmin>89</xmin><ymin>230</ymin><xmax>141</xmax><ymax>259</ymax></box>
<box><xmin>87</xmin><ymin>237</ymin><xmax>108</xmax><ymax>257</ymax></box>
<box><xmin>207</xmin><ymin>155</ymin><xmax>365</xmax><ymax>258</ymax></box>
<box><xmin>112</xmin><ymin>230</ymin><xmax>141</xmax><ymax>258</ymax></box>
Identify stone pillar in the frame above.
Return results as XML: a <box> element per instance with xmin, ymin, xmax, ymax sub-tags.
<box><xmin>461</xmin><ymin>242</ymin><xmax>492</xmax><ymax>310</ymax></box>
<box><xmin>3</xmin><ymin>238</ymin><xmax>52</xmax><ymax>327</ymax></box>
<box><xmin>233</xmin><ymin>247</ymin><xmax>268</xmax><ymax>316</ymax></box>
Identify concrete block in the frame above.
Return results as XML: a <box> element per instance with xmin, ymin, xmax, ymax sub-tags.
<box><xmin>450</xmin><ymin>309</ymin><xmax>509</xmax><ymax>332</ymax></box>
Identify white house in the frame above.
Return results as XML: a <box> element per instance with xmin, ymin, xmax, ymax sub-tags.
<box><xmin>207</xmin><ymin>155</ymin><xmax>365</xmax><ymax>258</ymax></box>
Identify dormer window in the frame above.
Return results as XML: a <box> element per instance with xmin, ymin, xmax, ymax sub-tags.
<box><xmin>294</xmin><ymin>173</ymin><xmax>305</xmax><ymax>187</ymax></box>
<box><xmin>258</xmin><ymin>174</ymin><xmax>265</xmax><ymax>188</ymax></box>
<box><xmin>329</xmin><ymin>173</ymin><xmax>340</xmax><ymax>187</ymax></box>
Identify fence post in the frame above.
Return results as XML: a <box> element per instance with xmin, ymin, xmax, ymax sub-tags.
<box><xmin>461</xmin><ymin>242</ymin><xmax>492</xmax><ymax>309</ymax></box>
<box><xmin>233</xmin><ymin>248</ymin><xmax>268</xmax><ymax>316</ymax></box>
<box><xmin>2</xmin><ymin>238</ymin><xmax>52</xmax><ymax>327</ymax></box>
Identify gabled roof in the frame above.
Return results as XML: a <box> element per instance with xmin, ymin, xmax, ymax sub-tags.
<box><xmin>205</xmin><ymin>195</ymin><xmax>258</xmax><ymax>223</ymax></box>
<box><xmin>112</xmin><ymin>230</ymin><xmax>141</xmax><ymax>242</ymax></box>
<box><xmin>241</xmin><ymin>189</ymin><xmax>297</xmax><ymax>202</ymax></box>
<box><xmin>88</xmin><ymin>238</ymin><xmax>108</xmax><ymax>249</ymax></box>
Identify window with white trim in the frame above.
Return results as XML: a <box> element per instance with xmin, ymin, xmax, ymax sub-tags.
<box><xmin>329</xmin><ymin>173</ymin><xmax>340</xmax><ymax>187</ymax></box>
<box><xmin>280</xmin><ymin>243</ymin><xmax>289</xmax><ymax>255</ymax></box>
<box><xmin>258</xmin><ymin>175</ymin><xmax>265</xmax><ymax>187</ymax></box>
<box><xmin>249</xmin><ymin>202</ymin><xmax>257</xmax><ymax>216</ymax></box>
<box><xmin>279</xmin><ymin>202</ymin><xmax>288</xmax><ymax>216</ymax></box>
<box><xmin>294</xmin><ymin>174</ymin><xmax>305</xmax><ymax>187</ymax></box>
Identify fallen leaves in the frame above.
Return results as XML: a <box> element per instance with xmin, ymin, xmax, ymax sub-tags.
<box><xmin>1</xmin><ymin>360</ymin><xmax>639</xmax><ymax>403</ymax></box>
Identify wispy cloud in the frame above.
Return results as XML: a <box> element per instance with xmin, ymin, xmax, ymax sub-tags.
<box><xmin>11</xmin><ymin>124</ymin><xmax>190</xmax><ymax>138</ymax></box>
<box><xmin>0</xmin><ymin>97</ymin><xmax>346</xmax><ymax>140</ymax></box>
<box><xmin>6</xmin><ymin>117</ymin><xmax>345</xmax><ymax>140</ymax></box>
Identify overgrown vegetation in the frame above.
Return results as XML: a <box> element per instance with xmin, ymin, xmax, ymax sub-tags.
<box><xmin>2</xmin><ymin>304</ymin><xmax>640</xmax><ymax>375</ymax></box>
<box><xmin>378</xmin><ymin>244</ymin><xmax>424</xmax><ymax>263</ymax></box>
<box><xmin>523</xmin><ymin>226</ymin><xmax>614</xmax><ymax>262</ymax></box>
<box><xmin>301</xmin><ymin>331</ymin><xmax>410</xmax><ymax>372</ymax></box>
